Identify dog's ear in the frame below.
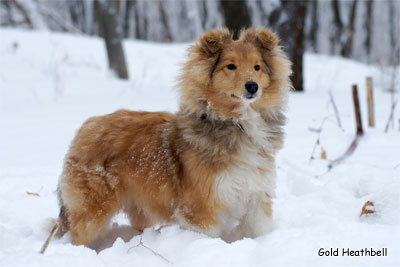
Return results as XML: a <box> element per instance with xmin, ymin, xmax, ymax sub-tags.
<box><xmin>240</xmin><ymin>28</ymin><xmax>279</xmax><ymax>52</ymax></box>
<box><xmin>198</xmin><ymin>28</ymin><xmax>232</xmax><ymax>57</ymax></box>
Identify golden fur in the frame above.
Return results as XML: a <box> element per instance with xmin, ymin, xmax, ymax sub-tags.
<box><xmin>57</xmin><ymin>27</ymin><xmax>292</xmax><ymax>246</ymax></box>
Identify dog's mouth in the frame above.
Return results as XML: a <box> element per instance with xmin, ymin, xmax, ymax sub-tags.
<box><xmin>231</xmin><ymin>93</ymin><xmax>258</xmax><ymax>103</ymax></box>
<box><xmin>244</xmin><ymin>94</ymin><xmax>257</xmax><ymax>100</ymax></box>
<box><xmin>242</xmin><ymin>93</ymin><xmax>259</xmax><ymax>102</ymax></box>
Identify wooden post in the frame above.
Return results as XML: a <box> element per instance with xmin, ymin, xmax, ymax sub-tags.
<box><xmin>366</xmin><ymin>77</ymin><xmax>375</xmax><ymax>127</ymax></box>
<box><xmin>352</xmin><ymin>84</ymin><xmax>363</xmax><ymax>135</ymax></box>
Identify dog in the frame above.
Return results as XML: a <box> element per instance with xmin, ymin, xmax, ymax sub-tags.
<box><xmin>56</xmin><ymin>27</ymin><xmax>292</xmax><ymax>247</ymax></box>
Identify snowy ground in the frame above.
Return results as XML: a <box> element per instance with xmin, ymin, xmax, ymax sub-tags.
<box><xmin>0</xmin><ymin>29</ymin><xmax>399</xmax><ymax>267</ymax></box>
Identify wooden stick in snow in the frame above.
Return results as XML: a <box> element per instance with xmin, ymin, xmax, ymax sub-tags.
<box><xmin>352</xmin><ymin>85</ymin><xmax>364</xmax><ymax>135</ymax></box>
<box><xmin>366</xmin><ymin>77</ymin><xmax>375</xmax><ymax>127</ymax></box>
<box><xmin>40</xmin><ymin>221</ymin><xmax>60</xmax><ymax>254</ymax></box>
<box><xmin>328</xmin><ymin>85</ymin><xmax>364</xmax><ymax>170</ymax></box>
<box><xmin>328</xmin><ymin>133</ymin><xmax>363</xmax><ymax>169</ymax></box>
<box><xmin>384</xmin><ymin>99</ymin><xmax>398</xmax><ymax>133</ymax></box>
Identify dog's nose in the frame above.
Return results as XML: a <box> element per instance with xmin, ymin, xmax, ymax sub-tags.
<box><xmin>245</xmin><ymin>81</ymin><xmax>258</xmax><ymax>94</ymax></box>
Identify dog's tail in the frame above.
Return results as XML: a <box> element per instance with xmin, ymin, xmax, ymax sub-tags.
<box><xmin>39</xmin><ymin>205</ymin><xmax>69</xmax><ymax>254</ymax></box>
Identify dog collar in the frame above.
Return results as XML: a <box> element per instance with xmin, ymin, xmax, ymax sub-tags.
<box><xmin>200</xmin><ymin>113</ymin><xmax>245</xmax><ymax>133</ymax></box>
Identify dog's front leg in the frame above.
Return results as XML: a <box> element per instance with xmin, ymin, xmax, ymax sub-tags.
<box><xmin>239</xmin><ymin>193</ymin><xmax>274</xmax><ymax>238</ymax></box>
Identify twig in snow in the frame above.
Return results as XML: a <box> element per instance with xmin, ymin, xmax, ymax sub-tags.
<box><xmin>40</xmin><ymin>221</ymin><xmax>60</xmax><ymax>254</ymax></box>
<box><xmin>328</xmin><ymin>132</ymin><xmax>363</xmax><ymax>170</ymax></box>
<box><xmin>385</xmin><ymin>38</ymin><xmax>400</xmax><ymax>131</ymax></box>
<box><xmin>310</xmin><ymin>73</ymin><xmax>345</xmax><ymax>164</ymax></box>
<box><xmin>328</xmin><ymin>85</ymin><xmax>364</xmax><ymax>170</ymax></box>
<box><xmin>384</xmin><ymin>99</ymin><xmax>398</xmax><ymax>133</ymax></box>
<box><xmin>127</xmin><ymin>235</ymin><xmax>171</xmax><ymax>264</ymax></box>
<box><xmin>309</xmin><ymin>117</ymin><xmax>329</xmax><ymax>163</ymax></box>
<box><xmin>328</xmin><ymin>90</ymin><xmax>343</xmax><ymax>130</ymax></box>
<box><xmin>26</xmin><ymin>191</ymin><xmax>40</xmax><ymax>197</ymax></box>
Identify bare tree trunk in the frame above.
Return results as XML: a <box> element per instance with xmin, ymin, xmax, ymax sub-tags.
<box><xmin>94</xmin><ymin>0</ymin><xmax>104</xmax><ymax>37</ymax></box>
<box><xmin>267</xmin><ymin>1</ymin><xmax>307</xmax><ymax>92</ymax></box>
<box><xmin>341</xmin><ymin>0</ymin><xmax>358</xmax><ymax>57</ymax></box>
<box><xmin>388</xmin><ymin>0</ymin><xmax>399</xmax><ymax>65</ymax></box>
<box><xmin>199</xmin><ymin>0</ymin><xmax>208</xmax><ymax>29</ymax></box>
<box><xmin>220</xmin><ymin>0</ymin><xmax>251</xmax><ymax>40</ymax></box>
<box><xmin>134</xmin><ymin>0</ymin><xmax>141</xmax><ymax>39</ymax></box>
<box><xmin>97</xmin><ymin>0</ymin><xmax>129</xmax><ymax>79</ymax></box>
<box><xmin>309</xmin><ymin>0</ymin><xmax>319</xmax><ymax>52</ymax></box>
<box><xmin>364</xmin><ymin>0</ymin><xmax>373</xmax><ymax>63</ymax></box>
<box><xmin>68</xmin><ymin>0</ymin><xmax>86</xmax><ymax>33</ymax></box>
<box><xmin>290</xmin><ymin>0</ymin><xmax>307</xmax><ymax>92</ymax></box>
<box><xmin>159</xmin><ymin>0</ymin><xmax>172</xmax><ymax>42</ymax></box>
<box><xmin>331</xmin><ymin>0</ymin><xmax>343</xmax><ymax>54</ymax></box>
<box><xmin>123</xmin><ymin>0</ymin><xmax>132</xmax><ymax>38</ymax></box>
<box><xmin>1</xmin><ymin>0</ymin><xmax>15</xmax><ymax>26</ymax></box>
<box><xmin>268</xmin><ymin>3</ymin><xmax>282</xmax><ymax>26</ymax></box>
<box><xmin>256</xmin><ymin>0</ymin><xmax>268</xmax><ymax>26</ymax></box>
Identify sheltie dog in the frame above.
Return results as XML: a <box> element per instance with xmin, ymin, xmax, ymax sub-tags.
<box><xmin>56</xmin><ymin>28</ymin><xmax>292</xmax><ymax>246</ymax></box>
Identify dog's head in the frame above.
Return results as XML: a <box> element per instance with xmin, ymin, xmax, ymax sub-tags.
<box><xmin>179</xmin><ymin>28</ymin><xmax>292</xmax><ymax>120</ymax></box>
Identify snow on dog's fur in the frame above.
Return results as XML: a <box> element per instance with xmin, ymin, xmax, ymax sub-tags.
<box><xmin>57</xmin><ymin>28</ymin><xmax>292</xmax><ymax>246</ymax></box>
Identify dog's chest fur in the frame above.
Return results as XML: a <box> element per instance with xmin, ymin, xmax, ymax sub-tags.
<box><xmin>215</xmin><ymin>108</ymin><xmax>276</xmax><ymax>220</ymax></box>
<box><xmin>175</xmin><ymin>106</ymin><xmax>281</xmax><ymax>235</ymax></box>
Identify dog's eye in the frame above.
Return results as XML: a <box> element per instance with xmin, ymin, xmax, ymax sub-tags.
<box><xmin>254</xmin><ymin>65</ymin><xmax>260</xmax><ymax>71</ymax></box>
<box><xmin>227</xmin><ymin>64</ymin><xmax>236</xmax><ymax>70</ymax></box>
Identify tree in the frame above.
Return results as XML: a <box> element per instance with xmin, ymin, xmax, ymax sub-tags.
<box><xmin>67</xmin><ymin>0</ymin><xmax>87</xmax><ymax>33</ymax></box>
<box><xmin>331</xmin><ymin>0</ymin><xmax>343</xmax><ymax>54</ymax></box>
<box><xmin>3</xmin><ymin>0</ymin><xmax>33</xmax><ymax>28</ymax></box>
<box><xmin>1</xmin><ymin>0</ymin><xmax>399</xmax><ymax>68</ymax></box>
<box><xmin>269</xmin><ymin>0</ymin><xmax>308</xmax><ymax>92</ymax></box>
<box><xmin>308</xmin><ymin>0</ymin><xmax>319</xmax><ymax>52</ymax></box>
<box><xmin>220</xmin><ymin>0</ymin><xmax>251</xmax><ymax>40</ymax></box>
<box><xmin>96</xmin><ymin>0</ymin><xmax>129</xmax><ymax>79</ymax></box>
<box><xmin>290</xmin><ymin>1</ymin><xmax>308</xmax><ymax>92</ymax></box>
<box><xmin>341</xmin><ymin>0</ymin><xmax>359</xmax><ymax>58</ymax></box>
<box><xmin>364</xmin><ymin>0</ymin><xmax>373</xmax><ymax>63</ymax></box>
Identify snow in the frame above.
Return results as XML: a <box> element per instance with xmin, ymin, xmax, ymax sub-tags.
<box><xmin>0</xmin><ymin>28</ymin><xmax>399</xmax><ymax>267</ymax></box>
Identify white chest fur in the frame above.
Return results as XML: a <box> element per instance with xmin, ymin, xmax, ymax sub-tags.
<box><xmin>215</xmin><ymin>108</ymin><xmax>276</xmax><ymax>229</ymax></box>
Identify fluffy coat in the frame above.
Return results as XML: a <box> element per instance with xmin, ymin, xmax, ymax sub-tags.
<box><xmin>57</xmin><ymin>27</ymin><xmax>292</xmax><ymax>246</ymax></box>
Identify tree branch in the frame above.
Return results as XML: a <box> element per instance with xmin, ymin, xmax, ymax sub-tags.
<box><xmin>384</xmin><ymin>99</ymin><xmax>398</xmax><ymax>133</ymax></box>
<box><xmin>309</xmin><ymin>116</ymin><xmax>329</xmax><ymax>163</ymax></box>
<box><xmin>328</xmin><ymin>85</ymin><xmax>364</xmax><ymax>170</ymax></box>
<box><xmin>37</xmin><ymin>5</ymin><xmax>83</xmax><ymax>34</ymax></box>
<box><xmin>128</xmin><ymin>235</ymin><xmax>171</xmax><ymax>264</ymax></box>
<box><xmin>11</xmin><ymin>0</ymin><xmax>33</xmax><ymax>28</ymax></box>
<box><xmin>329</xmin><ymin>90</ymin><xmax>343</xmax><ymax>130</ymax></box>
